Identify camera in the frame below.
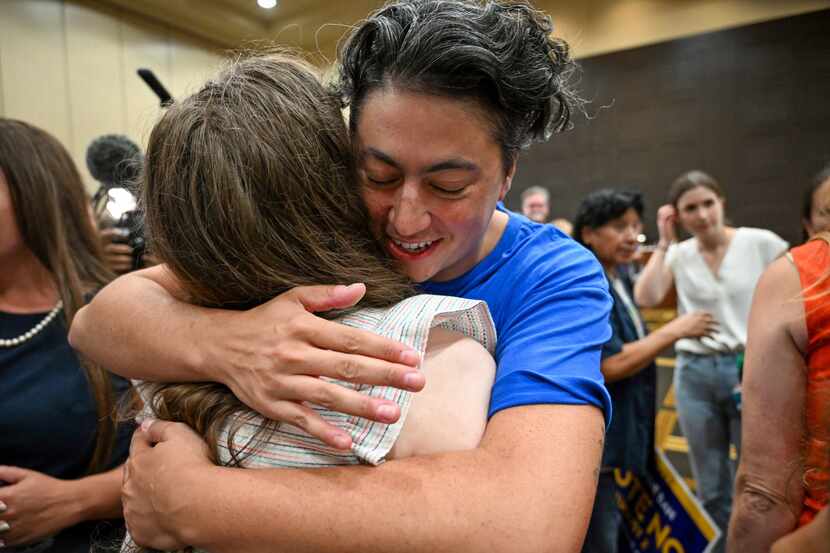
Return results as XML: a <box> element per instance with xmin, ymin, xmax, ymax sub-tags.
<box><xmin>98</xmin><ymin>188</ymin><xmax>146</xmax><ymax>271</ymax></box>
<box><xmin>86</xmin><ymin>134</ymin><xmax>146</xmax><ymax>272</ymax></box>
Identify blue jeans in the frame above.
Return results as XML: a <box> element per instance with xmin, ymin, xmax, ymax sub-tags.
<box><xmin>581</xmin><ymin>472</ymin><xmax>622</xmax><ymax>553</ymax></box>
<box><xmin>674</xmin><ymin>352</ymin><xmax>741</xmax><ymax>553</ymax></box>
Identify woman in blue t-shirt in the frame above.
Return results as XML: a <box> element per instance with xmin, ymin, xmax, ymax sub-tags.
<box><xmin>0</xmin><ymin>119</ymin><xmax>134</xmax><ymax>552</ymax></box>
<box><xmin>574</xmin><ymin>189</ymin><xmax>715</xmax><ymax>553</ymax></box>
<box><xmin>70</xmin><ymin>1</ymin><xmax>613</xmax><ymax>550</ymax></box>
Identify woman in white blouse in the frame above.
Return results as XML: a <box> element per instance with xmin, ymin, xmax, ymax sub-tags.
<box><xmin>634</xmin><ymin>170</ymin><xmax>788</xmax><ymax>553</ymax></box>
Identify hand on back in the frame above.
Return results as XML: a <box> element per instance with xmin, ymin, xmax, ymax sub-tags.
<box><xmin>213</xmin><ymin>283</ymin><xmax>424</xmax><ymax>449</ymax></box>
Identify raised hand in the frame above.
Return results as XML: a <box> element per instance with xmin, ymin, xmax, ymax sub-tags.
<box><xmin>656</xmin><ymin>204</ymin><xmax>678</xmax><ymax>247</ymax></box>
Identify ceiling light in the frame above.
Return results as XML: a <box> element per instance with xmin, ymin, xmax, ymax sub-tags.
<box><xmin>257</xmin><ymin>0</ymin><xmax>277</xmax><ymax>8</ymax></box>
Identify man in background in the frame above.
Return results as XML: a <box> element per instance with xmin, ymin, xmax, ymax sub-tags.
<box><xmin>521</xmin><ymin>185</ymin><xmax>550</xmax><ymax>223</ymax></box>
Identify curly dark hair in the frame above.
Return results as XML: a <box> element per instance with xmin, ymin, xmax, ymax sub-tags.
<box><xmin>335</xmin><ymin>0</ymin><xmax>581</xmax><ymax>170</ymax></box>
<box><xmin>573</xmin><ymin>189</ymin><xmax>644</xmax><ymax>247</ymax></box>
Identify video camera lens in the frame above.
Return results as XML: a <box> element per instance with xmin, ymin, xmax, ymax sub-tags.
<box><xmin>114</xmin><ymin>211</ymin><xmax>146</xmax><ymax>271</ymax></box>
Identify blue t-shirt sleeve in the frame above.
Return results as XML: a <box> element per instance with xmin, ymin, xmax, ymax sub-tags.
<box><xmin>488</xmin><ymin>245</ymin><xmax>613</xmax><ymax>426</ymax></box>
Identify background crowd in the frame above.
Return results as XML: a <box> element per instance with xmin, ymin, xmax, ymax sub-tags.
<box><xmin>1</xmin><ymin>1</ymin><xmax>828</xmax><ymax>552</ymax></box>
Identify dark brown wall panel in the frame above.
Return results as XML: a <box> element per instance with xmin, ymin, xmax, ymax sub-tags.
<box><xmin>506</xmin><ymin>9</ymin><xmax>830</xmax><ymax>246</ymax></box>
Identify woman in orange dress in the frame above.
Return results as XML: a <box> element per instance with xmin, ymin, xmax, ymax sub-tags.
<box><xmin>728</xmin><ymin>230</ymin><xmax>830</xmax><ymax>552</ymax></box>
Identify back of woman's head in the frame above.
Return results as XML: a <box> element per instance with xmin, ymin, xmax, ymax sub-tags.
<box><xmin>668</xmin><ymin>170</ymin><xmax>725</xmax><ymax>207</ymax></box>
<box><xmin>139</xmin><ymin>52</ymin><xmax>413</xmax><ymax>469</ymax></box>
<box><xmin>336</xmin><ymin>0</ymin><xmax>579</xmax><ymax>170</ymax></box>
<box><xmin>573</xmin><ymin>188</ymin><xmax>644</xmax><ymax>248</ymax></box>
<box><xmin>0</xmin><ymin>118</ymin><xmax>117</xmax><ymax>473</ymax></box>
<box><xmin>143</xmin><ymin>52</ymin><xmax>412</xmax><ymax>310</ymax></box>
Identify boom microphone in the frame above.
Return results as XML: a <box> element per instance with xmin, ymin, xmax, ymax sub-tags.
<box><xmin>137</xmin><ymin>68</ymin><xmax>173</xmax><ymax>107</ymax></box>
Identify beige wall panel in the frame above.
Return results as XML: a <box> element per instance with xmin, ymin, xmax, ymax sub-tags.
<box><xmin>0</xmin><ymin>0</ymin><xmax>71</xmax><ymax>146</ymax></box>
<box><xmin>543</xmin><ymin>0</ymin><xmax>830</xmax><ymax>58</ymax></box>
<box><xmin>169</xmin><ymin>40</ymin><xmax>223</xmax><ymax>100</ymax></box>
<box><xmin>120</xmin><ymin>18</ymin><xmax>171</xmax><ymax>151</ymax></box>
<box><xmin>64</xmin><ymin>1</ymin><xmax>125</xmax><ymax>190</ymax></box>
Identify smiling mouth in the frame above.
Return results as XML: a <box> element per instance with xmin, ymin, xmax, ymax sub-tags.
<box><xmin>393</xmin><ymin>239</ymin><xmax>434</xmax><ymax>252</ymax></box>
<box><xmin>387</xmin><ymin>238</ymin><xmax>441</xmax><ymax>259</ymax></box>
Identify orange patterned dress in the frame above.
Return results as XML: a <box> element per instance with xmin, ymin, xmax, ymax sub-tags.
<box><xmin>792</xmin><ymin>238</ymin><xmax>830</xmax><ymax>527</ymax></box>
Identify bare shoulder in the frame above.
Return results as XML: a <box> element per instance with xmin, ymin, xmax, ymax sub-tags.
<box><xmin>131</xmin><ymin>263</ymin><xmax>191</xmax><ymax>301</ymax></box>
<box><xmin>388</xmin><ymin>326</ymin><xmax>495</xmax><ymax>460</ymax></box>
<box><xmin>754</xmin><ymin>255</ymin><xmax>801</xmax><ymax>308</ymax></box>
<box><xmin>753</xmin><ymin>255</ymin><xmax>805</xmax><ymax>353</ymax></box>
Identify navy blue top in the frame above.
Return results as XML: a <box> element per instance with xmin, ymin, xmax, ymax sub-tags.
<box><xmin>0</xmin><ymin>309</ymin><xmax>134</xmax><ymax>552</ymax></box>
<box><xmin>600</xmin><ymin>271</ymin><xmax>656</xmax><ymax>473</ymax></box>
<box><xmin>422</xmin><ymin>205</ymin><xmax>613</xmax><ymax>424</ymax></box>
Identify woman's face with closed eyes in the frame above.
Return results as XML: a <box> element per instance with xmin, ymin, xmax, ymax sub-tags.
<box><xmin>356</xmin><ymin>87</ymin><xmax>513</xmax><ymax>283</ymax></box>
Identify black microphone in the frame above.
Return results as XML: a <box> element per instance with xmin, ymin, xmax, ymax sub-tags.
<box><xmin>137</xmin><ymin>68</ymin><xmax>173</xmax><ymax>107</ymax></box>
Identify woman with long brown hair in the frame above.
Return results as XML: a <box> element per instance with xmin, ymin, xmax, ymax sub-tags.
<box><xmin>0</xmin><ymin>119</ymin><xmax>134</xmax><ymax>552</ymax></box>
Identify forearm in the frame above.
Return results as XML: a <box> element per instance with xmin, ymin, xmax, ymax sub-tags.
<box><xmin>728</xmin><ymin>476</ymin><xmax>800</xmax><ymax>553</ymax></box>
<box><xmin>633</xmin><ymin>248</ymin><xmax>670</xmax><ymax>307</ymax></box>
<box><xmin>70</xmin><ymin>466</ymin><xmax>125</xmax><ymax>522</ymax></box>
<box><xmin>188</xmin><ymin>453</ymin><xmax>521</xmax><ymax>553</ymax></box>
<box><xmin>70</xmin><ymin>271</ymin><xmax>222</xmax><ymax>382</ymax></box>
<box><xmin>601</xmin><ymin>328</ymin><xmax>675</xmax><ymax>383</ymax></box>
<box><xmin>173</xmin><ymin>405</ymin><xmax>604</xmax><ymax>553</ymax></box>
<box><xmin>728</xmin><ymin>258</ymin><xmax>807</xmax><ymax>553</ymax></box>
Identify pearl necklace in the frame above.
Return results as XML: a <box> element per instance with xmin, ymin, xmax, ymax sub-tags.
<box><xmin>0</xmin><ymin>300</ymin><xmax>64</xmax><ymax>347</ymax></box>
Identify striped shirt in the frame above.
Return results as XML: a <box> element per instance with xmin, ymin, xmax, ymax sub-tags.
<box><xmin>134</xmin><ymin>294</ymin><xmax>495</xmax><ymax>468</ymax></box>
<box><xmin>214</xmin><ymin>294</ymin><xmax>496</xmax><ymax>467</ymax></box>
